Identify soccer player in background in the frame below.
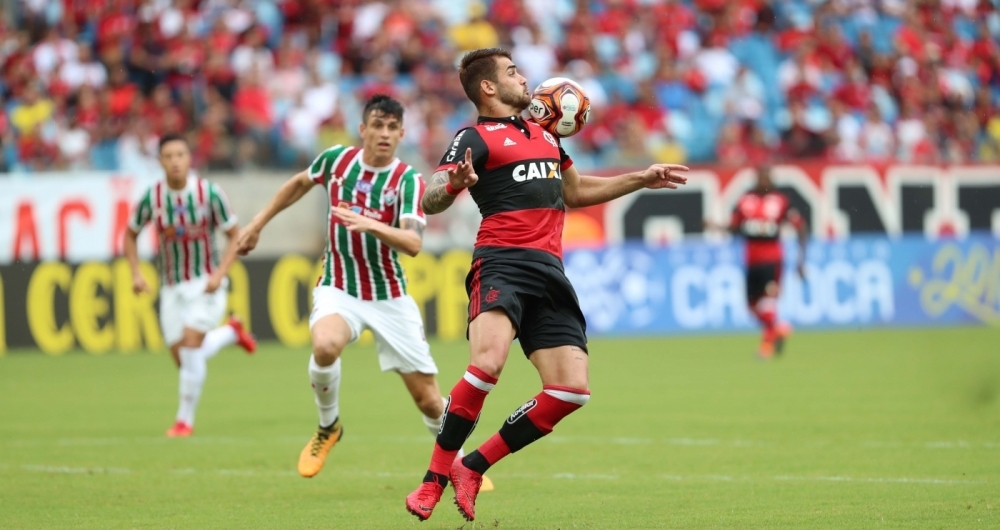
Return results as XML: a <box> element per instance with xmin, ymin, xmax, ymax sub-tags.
<box><xmin>404</xmin><ymin>48</ymin><xmax>688</xmax><ymax>522</ymax></box>
<box><xmin>236</xmin><ymin>95</ymin><xmax>491</xmax><ymax>489</ymax></box>
<box><xmin>123</xmin><ymin>134</ymin><xmax>257</xmax><ymax>438</ymax></box>
<box><xmin>709</xmin><ymin>164</ymin><xmax>808</xmax><ymax>359</ymax></box>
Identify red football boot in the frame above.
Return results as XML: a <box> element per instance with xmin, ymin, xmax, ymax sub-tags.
<box><xmin>450</xmin><ymin>457</ymin><xmax>484</xmax><ymax>521</ymax></box>
<box><xmin>165</xmin><ymin>421</ymin><xmax>193</xmax><ymax>437</ymax></box>
<box><xmin>774</xmin><ymin>322</ymin><xmax>793</xmax><ymax>356</ymax></box>
<box><xmin>228</xmin><ymin>316</ymin><xmax>257</xmax><ymax>354</ymax></box>
<box><xmin>405</xmin><ymin>481</ymin><xmax>444</xmax><ymax>521</ymax></box>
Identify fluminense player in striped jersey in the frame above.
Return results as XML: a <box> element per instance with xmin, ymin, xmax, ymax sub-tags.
<box><xmin>124</xmin><ymin>134</ymin><xmax>257</xmax><ymax>438</ymax></box>
<box><xmin>237</xmin><ymin>95</ymin><xmax>491</xmax><ymax>490</ymax></box>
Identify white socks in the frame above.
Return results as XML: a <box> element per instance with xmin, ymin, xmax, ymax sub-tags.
<box><xmin>422</xmin><ymin>397</ymin><xmax>447</xmax><ymax>436</ymax></box>
<box><xmin>174</xmin><ymin>325</ymin><xmax>239</xmax><ymax>426</ymax></box>
<box><xmin>201</xmin><ymin>326</ymin><xmax>237</xmax><ymax>360</ymax></box>
<box><xmin>309</xmin><ymin>355</ymin><xmax>342</xmax><ymax>428</ymax></box>
<box><xmin>176</xmin><ymin>346</ymin><xmax>206</xmax><ymax>426</ymax></box>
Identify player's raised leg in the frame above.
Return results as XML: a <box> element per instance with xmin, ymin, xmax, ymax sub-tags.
<box><xmin>405</xmin><ymin>309</ymin><xmax>513</xmax><ymax>521</ymax></box>
<box><xmin>398</xmin><ymin>371</ymin><xmax>496</xmax><ymax>493</ymax></box>
<box><xmin>169</xmin><ymin>328</ymin><xmax>208</xmax><ymax>437</ymax></box>
<box><xmin>167</xmin><ymin>283</ymin><xmax>251</xmax><ymax>437</ymax></box>
<box><xmin>747</xmin><ymin>263</ymin><xmax>790</xmax><ymax>359</ymax></box>
<box><xmin>451</xmin><ymin>345</ymin><xmax>590</xmax><ymax>521</ymax></box>
<box><xmin>298</xmin><ymin>309</ymin><xmax>353</xmax><ymax>478</ymax></box>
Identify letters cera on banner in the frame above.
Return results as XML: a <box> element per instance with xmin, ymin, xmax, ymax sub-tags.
<box><xmin>0</xmin><ymin>251</ymin><xmax>475</xmax><ymax>354</ymax></box>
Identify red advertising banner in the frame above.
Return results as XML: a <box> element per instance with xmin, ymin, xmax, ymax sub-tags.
<box><xmin>0</xmin><ymin>174</ymin><xmax>159</xmax><ymax>264</ymax></box>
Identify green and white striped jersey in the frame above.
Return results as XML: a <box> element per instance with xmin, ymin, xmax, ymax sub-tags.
<box><xmin>129</xmin><ymin>175</ymin><xmax>237</xmax><ymax>286</ymax></box>
<box><xmin>309</xmin><ymin>145</ymin><xmax>426</xmax><ymax>301</ymax></box>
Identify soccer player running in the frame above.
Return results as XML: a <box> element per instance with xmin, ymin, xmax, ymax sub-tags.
<box><xmin>236</xmin><ymin>95</ymin><xmax>491</xmax><ymax>487</ymax></box>
<box><xmin>124</xmin><ymin>134</ymin><xmax>257</xmax><ymax>438</ymax></box>
<box><xmin>709</xmin><ymin>164</ymin><xmax>807</xmax><ymax>359</ymax></box>
<box><xmin>404</xmin><ymin>48</ymin><xmax>689</xmax><ymax>522</ymax></box>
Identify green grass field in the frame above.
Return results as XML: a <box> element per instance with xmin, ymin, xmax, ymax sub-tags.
<box><xmin>2</xmin><ymin>327</ymin><xmax>999</xmax><ymax>529</ymax></box>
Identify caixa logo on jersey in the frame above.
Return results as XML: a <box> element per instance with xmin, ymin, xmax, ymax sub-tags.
<box><xmin>741</xmin><ymin>219</ymin><xmax>779</xmax><ymax>238</ymax></box>
<box><xmin>484</xmin><ymin>123</ymin><xmax>507</xmax><ymax>132</ymax></box>
<box><xmin>507</xmin><ymin>399</ymin><xmax>537</xmax><ymax>424</ymax></box>
<box><xmin>513</xmin><ymin>162</ymin><xmax>561</xmax><ymax>182</ymax></box>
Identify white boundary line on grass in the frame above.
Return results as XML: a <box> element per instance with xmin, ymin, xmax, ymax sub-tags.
<box><xmin>7</xmin><ymin>463</ymin><xmax>985</xmax><ymax>485</ymax></box>
<box><xmin>1</xmin><ymin>435</ymin><xmax>996</xmax><ymax>450</ymax></box>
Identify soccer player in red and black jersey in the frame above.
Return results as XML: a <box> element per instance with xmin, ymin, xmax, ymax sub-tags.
<box><xmin>716</xmin><ymin>165</ymin><xmax>808</xmax><ymax>359</ymax></box>
<box><xmin>404</xmin><ymin>47</ymin><xmax>689</xmax><ymax>522</ymax></box>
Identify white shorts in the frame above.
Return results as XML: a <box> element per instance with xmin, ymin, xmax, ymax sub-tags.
<box><xmin>160</xmin><ymin>277</ymin><xmax>229</xmax><ymax>346</ymax></box>
<box><xmin>309</xmin><ymin>286</ymin><xmax>437</xmax><ymax>375</ymax></box>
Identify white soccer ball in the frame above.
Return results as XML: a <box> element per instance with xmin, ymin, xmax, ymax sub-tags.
<box><xmin>528</xmin><ymin>77</ymin><xmax>592</xmax><ymax>138</ymax></box>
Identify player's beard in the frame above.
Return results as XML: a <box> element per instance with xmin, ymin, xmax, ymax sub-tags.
<box><xmin>498</xmin><ymin>84</ymin><xmax>531</xmax><ymax>112</ymax></box>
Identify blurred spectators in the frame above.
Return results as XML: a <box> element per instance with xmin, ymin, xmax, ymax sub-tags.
<box><xmin>2</xmin><ymin>0</ymin><xmax>1000</xmax><ymax>174</ymax></box>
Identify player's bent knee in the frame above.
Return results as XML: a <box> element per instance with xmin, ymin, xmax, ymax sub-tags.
<box><xmin>416</xmin><ymin>394</ymin><xmax>444</xmax><ymax>418</ymax></box>
<box><xmin>469</xmin><ymin>345</ymin><xmax>508</xmax><ymax>378</ymax></box>
<box><xmin>312</xmin><ymin>341</ymin><xmax>344</xmax><ymax>366</ymax></box>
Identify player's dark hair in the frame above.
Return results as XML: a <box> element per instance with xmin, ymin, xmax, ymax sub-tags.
<box><xmin>362</xmin><ymin>94</ymin><xmax>404</xmax><ymax>124</ymax></box>
<box><xmin>158</xmin><ymin>133</ymin><xmax>188</xmax><ymax>153</ymax></box>
<box><xmin>458</xmin><ymin>47</ymin><xmax>512</xmax><ymax>106</ymax></box>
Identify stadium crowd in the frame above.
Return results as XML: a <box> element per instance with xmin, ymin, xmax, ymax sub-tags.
<box><xmin>2</xmin><ymin>0</ymin><xmax>1000</xmax><ymax>174</ymax></box>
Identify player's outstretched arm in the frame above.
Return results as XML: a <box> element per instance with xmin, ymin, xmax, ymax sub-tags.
<box><xmin>237</xmin><ymin>170</ymin><xmax>315</xmax><ymax>255</ymax></box>
<box><xmin>562</xmin><ymin>163</ymin><xmax>689</xmax><ymax>209</ymax></box>
<box><xmin>122</xmin><ymin>228</ymin><xmax>150</xmax><ymax>294</ymax></box>
<box><xmin>422</xmin><ymin>147</ymin><xmax>478</xmax><ymax>215</ymax></box>
<box><xmin>422</xmin><ymin>171</ymin><xmax>459</xmax><ymax>215</ymax></box>
<box><xmin>206</xmin><ymin>225</ymin><xmax>242</xmax><ymax>293</ymax></box>
<box><xmin>332</xmin><ymin>208</ymin><xmax>424</xmax><ymax>257</ymax></box>
<box><xmin>790</xmin><ymin>208</ymin><xmax>808</xmax><ymax>279</ymax></box>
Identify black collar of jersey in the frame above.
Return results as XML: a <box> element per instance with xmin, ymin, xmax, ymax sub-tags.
<box><xmin>477</xmin><ymin>115</ymin><xmax>531</xmax><ymax>137</ymax></box>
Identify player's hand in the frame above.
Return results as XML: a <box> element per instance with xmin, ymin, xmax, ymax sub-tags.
<box><xmin>204</xmin><ymin>273</ymin><xmax>224</xmax><ymax>293</ymax></box>
<box><xmin>641</xmin><ymin>164</ymin><xmax>689</xmax><ymax>190</ymax></box>
<box><xmin>797</xmin><ymin>261</ymin><xmax>806</xmax><ymax>280</ymax></box>
<box><xmin>447</xmin><ymin>148</ymin><xmax>478</xmax><ymax>190</ymax></box>
<box><xmin>333</xmin><ymin>206</ymin><xmax>379</xmax><ymax>233</ymax></box>
<box><xmin>132</xmin><ymin>274</ymin><xmax>150</xmax><ymax>295</ymax></box>
<box><xmin>236</xmin><ymin>226</ymin><xmax>260</xmax><ymax>256</ymax></box>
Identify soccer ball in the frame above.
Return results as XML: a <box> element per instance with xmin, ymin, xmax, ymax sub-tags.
<box><xmin>528</xmin><ymin>77</ymin><xmax>591</xmax><ymax>138</ymax></box>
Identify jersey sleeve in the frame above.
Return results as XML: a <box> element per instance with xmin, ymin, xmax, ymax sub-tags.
<box><xmin>128</xmin><ymin>187</ymin><xmax>153</xmax><ymax>233</ymax></box>
<box><xmin>208</xmin><ymin>182</ymin><xmax>239</xmax><ymax>231</ymax></box>
<box><xmin>558</xmin><ymin>144</ymin><xmax>574</xmax><ymax>171</ymax></box>
<box><xmin>435</xmin><ymin>128</ymin><xmax>488</xmax><ymax>174</ymax></box>
<box><xmin>729</xmin><ymin>202</ymin><xmax>745</xmax><ymax>231</ymax></box>
<box><xmin>397</xmin><ymin>169</ymin><xmax>426</xmax><ymax>225</ymax></box>
<box><xmin>784</xmin><ymin>205</ymin><xmax>805</xmax><ymax>230</ymax></box>
<box><xmin>308</xmin><ymin>144</ymin><xmax>346</xmax><ymax>186</ymax></box>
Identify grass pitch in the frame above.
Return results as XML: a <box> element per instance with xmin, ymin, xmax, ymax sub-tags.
<box><xmin>1</xmin><ymin>327</ymin><xmax>999</xmax><ymax>529</ymax></box>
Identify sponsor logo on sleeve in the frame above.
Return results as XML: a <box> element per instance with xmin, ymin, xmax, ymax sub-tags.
<box><xmin>445</xmin><ymin>130</ymin><xmax>467</xmax><ymax>162</ymax></box>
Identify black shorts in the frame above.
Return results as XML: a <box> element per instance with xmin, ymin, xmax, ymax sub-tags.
<box><xmin>746</xmin><ymin>262</ymin><xmax>782</xmax><ymax>302</ymax></box>
<box><xmin>466</xmin><ymin>250</ymin><xmax>588</xmax><ymax>357</ymax></box>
